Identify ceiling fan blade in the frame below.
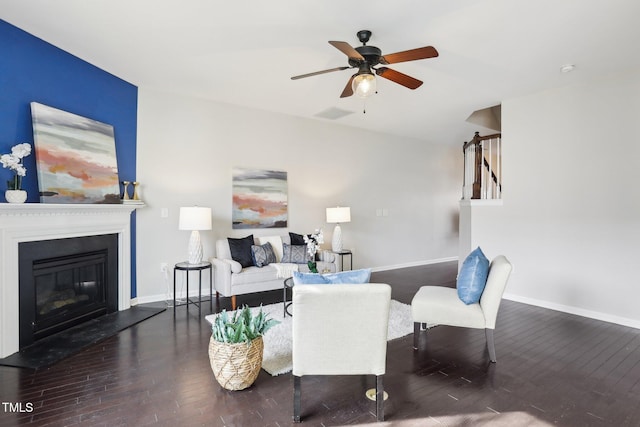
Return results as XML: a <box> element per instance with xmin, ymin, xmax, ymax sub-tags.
<box><xmin>291</xmin><ymin>66</ymin><xmax>350</xmax><ymax>80</ymax></box>
<box><xmin>340</xmin><ymin>75</ymin><xmax>355</xmax><ymax>98</ymax></box>
<box><xmin>376</xmin><ymin>67</ymin><xmax>423</xmax><ymax>89</ymax></box>
<box><xmin>380</xmin><ymin>46</ymin><xmax>438</xmax><ymax>65</ymax></box>
<box><xmin>329</xmin><ymin>41</ymin><xmax>365</xmax><ymax>61</ymax></box>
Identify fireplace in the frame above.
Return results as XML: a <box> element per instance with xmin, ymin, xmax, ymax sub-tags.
<box><xmin>0</xmin><ymin>204</ymin><xmax>139</xmax><ymax>358</ymax></box>
<box><xmin>18</xmin><ymin>234</ymin><xmax>118</xmax><ymax>348</ymax></box>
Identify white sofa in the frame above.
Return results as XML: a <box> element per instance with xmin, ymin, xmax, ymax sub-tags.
<box><xmin>211</xmin><ymin>234</ymin><xmax>337</xmax><ymax>309</ymax></box>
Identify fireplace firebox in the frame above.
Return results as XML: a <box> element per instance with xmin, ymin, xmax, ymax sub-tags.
<box><xmin>18</xmin><ymin>234</ymin><xmax>118</xmax><ymax>348</ymax></box>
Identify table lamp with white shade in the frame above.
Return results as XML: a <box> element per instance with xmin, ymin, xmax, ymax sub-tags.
<box><xmin>326</xmin><ymin>206</ymin><xmax>351</xmax><ymax>252</ymax></box>
<box><xmin>179</xmin><ymin>206</ymin><xmax>212</xmax><ymax>264</ymax></box>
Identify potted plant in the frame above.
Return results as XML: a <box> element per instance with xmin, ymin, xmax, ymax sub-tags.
<box><xmin>303</xmin><ymin>228</ymin><xmax>323</xmax><ymax>273</ymax></box>
<box><xmin>1</xmin><ymin>142</ymin><xmax>31</xmax><ymax>203</ymax></box>
<box><xmin>209</xmin><ymin>305</ymin><xmax>279</xmax><ymax>390</ymax></box>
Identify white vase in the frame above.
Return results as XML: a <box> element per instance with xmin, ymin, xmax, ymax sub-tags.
<box><xmin>5</xmin><ymin>190</ymin><xmax>27</xmax><ymax>204</ymax></box>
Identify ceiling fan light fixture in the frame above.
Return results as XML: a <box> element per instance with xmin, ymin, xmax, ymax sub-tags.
<box><xmin>352</xmin><ymin>73</ymin><xmax>376</xmax><ymax>98</ymax></box>
<box><xmin>291</xmin><ymin>30</ymin><xmax>437</xmax><ymax>100</ymax></box>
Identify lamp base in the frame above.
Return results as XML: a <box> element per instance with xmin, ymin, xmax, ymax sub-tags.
<box><xmin>187</xmin><ymin>230</ymin><xmax>203</xmax><ymax>264</ymax></box>
<box><xmin>331</xmin><ymin>224</ymin><xmax>343</xmax><ymax>252</ymax></box>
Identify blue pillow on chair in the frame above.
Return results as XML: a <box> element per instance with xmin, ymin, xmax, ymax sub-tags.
<box><xmin>292</xmin><ymin>271</ymin><xmax>330</xmax><ymax>285</ymax></box>
<box><xmin>323</xmin><ymin>268</ymin><xmax>371</xmax><ymax>284</ymax></box>
<box><xmin>292</xmin><ymin>268</ymin><xmax>372</xmax><ymax>285</ymax></box>
<box><xmin>457</xmin><ymin>247</ymin><xmax>490</xmax><ymax>304</ymax></box>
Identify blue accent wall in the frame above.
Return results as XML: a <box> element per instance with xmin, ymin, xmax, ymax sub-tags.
<box><xmin>0</xmin><ymin>19</ymin><xmax>139</xmax><ymax>297</ymax></box>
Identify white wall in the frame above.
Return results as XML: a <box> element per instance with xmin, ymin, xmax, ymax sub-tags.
<box><xmin>471</xmin><ymin>71</ymin><xmax>640</xmax><ymax>327</ymax></box>
<box><xmin>135</xmin><ymin>88</ymin><xmax>461</xmax><ymax>302</ymax></box>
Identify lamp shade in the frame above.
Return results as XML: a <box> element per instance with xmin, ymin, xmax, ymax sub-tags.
<box><xmin>326</xmin><ymin>207</ymin><xmax>351</xmax><ymax>224</ymax></box>
<box><xmin>178</xmin><ymin>207</ymin><xmax>212</xmax><ymax>231</ymax></box>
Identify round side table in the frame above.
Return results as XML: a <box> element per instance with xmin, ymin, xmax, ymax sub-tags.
<box><xmin>173</xmin><ymin>261</ymin><xmax>212</xmax><ymax>315</ymax></box>
<box><xmin>283</xmin><ymin>277</ymin><xmax>294</xmax><ymax>317</ymax></box>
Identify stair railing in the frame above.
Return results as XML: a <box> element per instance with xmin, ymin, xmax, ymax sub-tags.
<box><xmin>462</xmin><ymin>132</ymin><xmax>502</xmax><ymax>200</ymax></box>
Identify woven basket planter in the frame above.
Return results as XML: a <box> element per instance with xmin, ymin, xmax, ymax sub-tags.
<box><xmin>209</xmin><ymin>336</ymin><xmax>264</xmax><ymax>391</ymax></box>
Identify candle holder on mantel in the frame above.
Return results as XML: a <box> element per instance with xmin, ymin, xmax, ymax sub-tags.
<box><xmin>122</xmin><ymin>181</ymin><xmax>144</xmax><ymax>205</ymax></box>
<box><xmin>132</xmin><ymin>182</ymin><xmax>140</xmax><ymax>201</ymax></box>
<box><xmin>121</xmin><ymin>181</ymin><xmax>131</xmax><ymax>200</ymax></box>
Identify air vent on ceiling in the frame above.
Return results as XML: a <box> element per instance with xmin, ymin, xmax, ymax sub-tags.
<box><xmin>314</xmin><ymin>107</ymin><xmax>355</xmax><ymax>120</ymax></box>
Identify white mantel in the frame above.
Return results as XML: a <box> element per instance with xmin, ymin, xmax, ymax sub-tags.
<box><xmin>0</xmin><ymin>203</ymin><xmax>140</xmax><ymax>358</ymax></box>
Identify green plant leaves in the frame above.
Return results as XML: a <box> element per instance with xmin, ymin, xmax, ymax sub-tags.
<box><xmin>211</xmin><ymin>305</ymin><xmax>280</xmax><ymax>344</ymax></box>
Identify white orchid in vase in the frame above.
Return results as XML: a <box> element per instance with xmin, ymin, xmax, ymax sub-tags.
<box><xmin>1</xmin><ymin>143</ymin><xmax>32</xmax><ymax>191</ymax></box>
<box><xmin>303</xmin><ymin>228</ymin><xmax>324</xmax><ymax>273</ymax></box>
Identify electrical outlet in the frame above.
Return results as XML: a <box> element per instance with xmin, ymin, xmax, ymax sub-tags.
<box><xmin>160</xmin><ymin>262</ymin><xmax>168</xmax><ymax>273</ymax></box>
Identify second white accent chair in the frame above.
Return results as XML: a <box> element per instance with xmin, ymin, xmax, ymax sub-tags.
<box><xmin>411</xmin><ymin>255</ymin><xmax>512</xmax><ymax>362</ymax></box>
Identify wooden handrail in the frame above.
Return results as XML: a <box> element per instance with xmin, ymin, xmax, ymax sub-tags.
<box><xmin>462</xmin><ymin>132</ymin><xmax>502</xmax><ymax>199</ymax></box>
<box><xmin>462</xmin><ymin>131</ymin><xmax>502</xmax><ymax>151</ymax></box>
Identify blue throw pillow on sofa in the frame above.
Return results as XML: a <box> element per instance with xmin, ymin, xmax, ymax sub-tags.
<box><xmin>251</xmin><ymin>242</ymin><xmax>277</xmax><ymax>268</ymax></box>
<box><xmin>457</xmin><ymin>247</ymin><xmax>490</xmax><ymax>304</ymax></box>
<box><xmin>282</xmin><ymin>243</ymin><xmax>309</xmax><ymax>263</ymax></box>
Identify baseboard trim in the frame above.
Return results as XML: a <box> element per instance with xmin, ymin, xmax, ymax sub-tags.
<box><xmin>503</xmin><ymin>292</ymin><xmax>640</xmax><ymax>330</ymax></box>
<box><xmin>370</xmin><ymin>257</ymin><xmax>458</xmax><ymax>273</ymax></box>
<box><xmin>135</xmin><ymin>289</ymin><xmax>213</xmax><ymax>305</ymax></box>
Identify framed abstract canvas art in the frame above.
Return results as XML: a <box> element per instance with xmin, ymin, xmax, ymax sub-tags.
<box><xmin>30</xmin><ymin>102</ymin><xmax>121</xmax><ymax>204</ymax></box>
<box><xmin>232</xmin><ymin>168</ymin><xmax>288</xmax><ymax>229</ymax></box>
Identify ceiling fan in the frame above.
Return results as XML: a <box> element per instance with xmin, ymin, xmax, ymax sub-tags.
<box><xmin>291</xmin><ymin>30</ymin><xmax>439</xmax><ymax>99</ymax></box>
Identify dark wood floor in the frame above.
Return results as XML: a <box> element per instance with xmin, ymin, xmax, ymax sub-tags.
<box><xmin>2</xmin><ymin>261</ymin><xmax>640</xmax><ymax>426</ymax></box>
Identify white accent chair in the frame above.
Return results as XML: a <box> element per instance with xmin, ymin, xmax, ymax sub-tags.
<box><xmin>292</xmin><ymin>283</ymin><xmax>391</xmax><ymax>422</ymax></box>
<box><xmin>411</xmin><ymin>255</ymin><xmax>512</xmax><ymax>362</ymax></box>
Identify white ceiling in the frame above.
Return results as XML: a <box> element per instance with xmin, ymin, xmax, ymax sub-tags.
<box><xmin>2</xmin><ymin>0</ymin><xmax>639</xmax><ymax>145</ymax></box>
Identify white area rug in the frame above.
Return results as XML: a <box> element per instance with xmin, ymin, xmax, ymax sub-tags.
<box><xmin>205</xmin><ymin>300</ymin><xmax>414</xmax><ymax>376</ymax></box>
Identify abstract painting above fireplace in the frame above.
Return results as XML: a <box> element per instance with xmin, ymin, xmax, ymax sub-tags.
<box><xmin>30</xmin><ymin>102</ymin><xmax>121</xmax><ymax>204</ymax></box>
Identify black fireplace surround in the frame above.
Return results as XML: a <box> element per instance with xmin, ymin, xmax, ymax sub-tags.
<box><xmin>18</xmin><ymin>234</ymin><xmax>118</xmax><ymax>348</ymax></box>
